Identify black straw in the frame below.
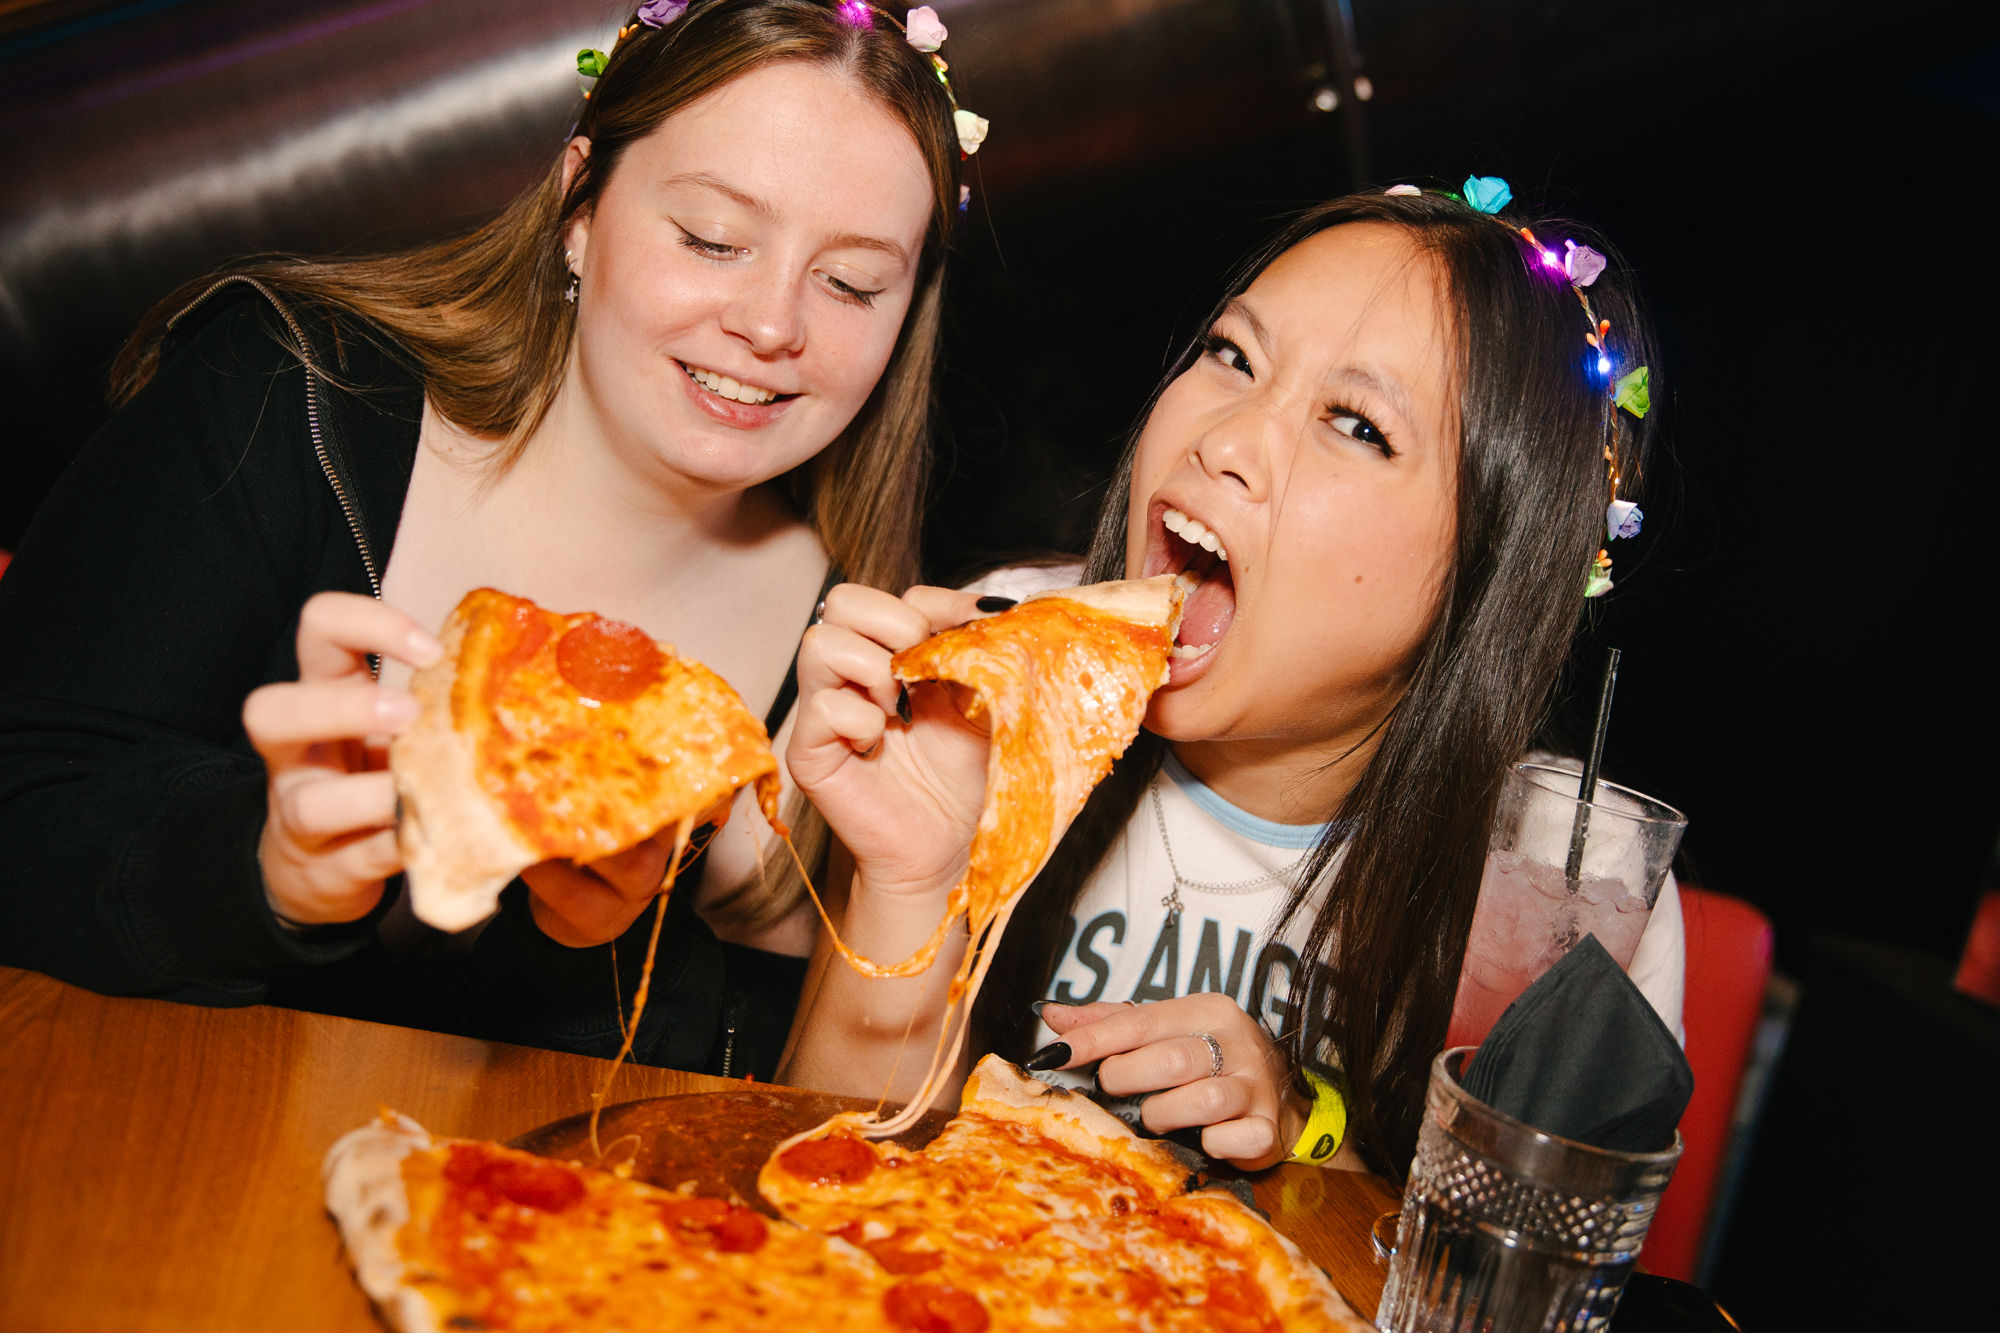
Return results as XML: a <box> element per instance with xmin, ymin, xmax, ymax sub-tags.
<box><xmin>1564</xmin><ymin>648</ymin><xmax>1622</xmax><ymax>884</ymax></box>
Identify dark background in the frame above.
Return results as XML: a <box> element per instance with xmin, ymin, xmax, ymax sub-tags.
<box><xmin>3</xmin><ymin>0</ymin><xmax>1994</xmax><ymax>1030</ymax></box>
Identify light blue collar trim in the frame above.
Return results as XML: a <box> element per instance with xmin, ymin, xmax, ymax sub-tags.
<box><xmin>1161</xmin><ymin>751</ymin><xmax>1336</xmax><ymax>850</ymax></box>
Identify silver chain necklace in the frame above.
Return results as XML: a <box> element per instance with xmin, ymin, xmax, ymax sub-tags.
<box><xmin>1151</xmin><ymin>783</ymin><xmax>1307</xmax><ymax>925</ymax></box>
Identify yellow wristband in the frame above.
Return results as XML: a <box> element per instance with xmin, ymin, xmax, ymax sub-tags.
<box><xmin>1287</xmin><ymin>1069</ymin><xmax>1347</xmax><ymax>1166</ymax></box>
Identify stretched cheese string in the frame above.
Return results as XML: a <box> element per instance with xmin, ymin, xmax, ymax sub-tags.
<box><xmin>776</xmin><ymin>828</ymin><xmax>1039</xmax><ymax>1140</ymax></box>
<box><xmin>589</xmin><ymin>814</ymin><xmax>696</xmax><ymax>1161</ymax></box>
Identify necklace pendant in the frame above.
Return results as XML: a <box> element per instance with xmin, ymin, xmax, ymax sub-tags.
<box><xmin>1162</xmin><ymin>882</ymin><xmax>1183</xmax><ymax>926</ymax></box>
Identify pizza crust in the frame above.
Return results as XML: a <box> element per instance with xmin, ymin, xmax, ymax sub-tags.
<box><xmin>322</xmin><ymin>1112</ymin><xmax>438</xmax><ymax>1333</ymax></box>
<box><xmin>958</xmin><ymin>1056</ymin><xmax>1195</xmax><ymax>1197</ymax></box>
<box><xmin>393</xmin><ymin>611</ymin><xmax>541</xmax><ymax>932</ymax></box>
<box><xmin>1023</xmin><ymin>573</ymin><xmax>1185</xmax><ymax>633</ymax></box>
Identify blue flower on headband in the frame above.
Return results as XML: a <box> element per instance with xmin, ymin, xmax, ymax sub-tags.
<box><xmin>637</xmin><ymin>0</ymin><xmax>688</xmax><ymax>27</ymax></box>
<box><xmin>1462</xmin><ymin>175</ymin><xmax>1512</xmax><ymax>214</ymax></box>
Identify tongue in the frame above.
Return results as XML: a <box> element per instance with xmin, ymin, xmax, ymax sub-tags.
<box><xmin>1179</xmin><ymin>565</ymin><xmax>1236</xmax><ymax>648</ymax></box>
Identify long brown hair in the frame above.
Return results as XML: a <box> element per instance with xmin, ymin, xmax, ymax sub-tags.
<box><xmin>111</xmin><ymin>0</ymin><xmax>965</xmax><ymax>933</ymax></box>
<box><xmin>973</xmin><ymin>191</ymin><xmax>1660</xmax><ymax>1178</ymax></box>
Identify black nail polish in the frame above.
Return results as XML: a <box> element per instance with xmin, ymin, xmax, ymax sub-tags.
<box><xmin>1022</xmin><ymin>1041</ymin><xmax>1071</xmax><ymax>1072</ymax></box>
<box><xmin>975</xmin><ymin>596</ymin><xmax>1017</xmax><ymax>613</ymax></box>
<box><xmin>897</xmin><ymin>686</ymin><xmax>913</xmax><ymax>725</ymax></box>
<box><xmin>1029</xmin><ymin>999</ymin><xmax>1050</xmax><ymax>1018</ymax></box>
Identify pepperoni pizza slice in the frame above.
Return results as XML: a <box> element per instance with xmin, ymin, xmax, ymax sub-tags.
<box><xmin>324</xmin><ymin>1112</ymin><xmax>900</xmax><ymax>1333</ymax></box>
<box><xmin>391</xmin><ymin>588</ymin><xmax>785</xmax><ymax>931</ymax></box>
<box><xmin>805</xmin><ymin>576</ymin><xmax>1184</xmax><ymax>1133</ymax></box>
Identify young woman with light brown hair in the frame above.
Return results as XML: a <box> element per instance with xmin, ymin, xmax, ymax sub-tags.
<box><xmin>0</xmin><ymin>0</ymin><xmax>971</xmax><ymax>1079</ymax></box>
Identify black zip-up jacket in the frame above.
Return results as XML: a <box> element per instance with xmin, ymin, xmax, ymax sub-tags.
<box><xmin>0</xmin><ymin>282</ymin><xmax>803</xmax><ymax>1077</ymax></box>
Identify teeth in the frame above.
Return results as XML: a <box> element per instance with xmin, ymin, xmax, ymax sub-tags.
<box><xmin>683</xmin><ymin>362</ymin><xmax>779</xmax><ymax>405</ymax></box>
<box><xmin>1174</xmin><ymin>570</ymin><xmax>1201</xmax><ymax>593</ymax></box>
<box><xmin>1170</xmin><ymin>642</ymin><xmax>1214</xmax><ymax>661</ymax></box>
<box><xmin>1162</xmin><ymin>506</ymin><xmax>1227</xmax><ymax>563</ymax></box>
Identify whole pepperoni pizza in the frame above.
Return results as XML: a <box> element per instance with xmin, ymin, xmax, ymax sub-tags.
<box><xmin>323</xmin><ymin>1057</ymin><xmax>1370</xmax><ymax>1332</ymax></box>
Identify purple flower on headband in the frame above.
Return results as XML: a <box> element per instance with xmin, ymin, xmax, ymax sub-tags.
<box><xmin>905</xmin><ymin>6</ymin><xmax>948</xmax><ymax>51</ymax></box>
<box><xmin>637</xmin><ymin>0</ymin><xmax>687</xmax><ymax>27</ymax></box>
<box><xmin>1462</xmin><ymin>175</ymin><xmax>1512</xmax><ymax>213</ymax></box>
<box><xmin>1606</xmin><ymin>499</ymin><xmax>1643</xmax><ymax>541</ymax></box>
<box><xmin>1564</xmin><ymin>239</ymin><xmax>1606</xmax><ymax>288</ymax></box>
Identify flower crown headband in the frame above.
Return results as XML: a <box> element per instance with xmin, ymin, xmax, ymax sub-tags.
<box><xmin>1386</xmin><ymin>176</ymin><xmax>1650</xmax><ymax>599</ymax></box>
<box><xmin>579</xmin><ymin>3</ymin><xmax>989</xmax><ymax>212</ymax></box>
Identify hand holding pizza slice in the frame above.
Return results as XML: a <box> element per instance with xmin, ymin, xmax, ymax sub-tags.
<box><xmin>786</xmin><ymin>577</ymin><xmax>1185</xmax><ymax>1133</ymax></box>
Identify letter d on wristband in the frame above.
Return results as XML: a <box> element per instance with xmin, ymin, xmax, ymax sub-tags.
<box><xmin>1287</xmin><ymin>1068</ymin><xmax>1347</xmax><ymax>1165</ymax></box>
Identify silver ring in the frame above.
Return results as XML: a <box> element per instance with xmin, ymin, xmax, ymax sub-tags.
<box><xmin>1191</xmin><ymin>1031</ymin><xmax>1224</xmax><ymax>1079</ymax></box>
<box><xmin>812</xmin><ymin>597</ymin><xmax>828</xmax><ymax>626</ymax></box>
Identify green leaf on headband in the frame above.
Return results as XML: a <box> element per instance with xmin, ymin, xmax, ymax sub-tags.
<box><xmin>1615</xmin><ymin>366</ymin><xmax>1650</xmax><ymax>418</ymax></box>
<box><xmin>577</xmin><ymin>48</ymin><xmax>609</xmax><ymax>79</ymax></box>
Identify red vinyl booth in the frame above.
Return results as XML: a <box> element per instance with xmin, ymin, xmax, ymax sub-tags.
<box><xmin>1644</xmin><ymin>887</ymin><xmax>1772</xmax><ymax>1282</ymax></box>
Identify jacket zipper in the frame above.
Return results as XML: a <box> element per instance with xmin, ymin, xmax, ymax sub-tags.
<box><xmin>168</xmin><ymin>276</ymin><xmax>383</xmax><ymax>601</ymax></box>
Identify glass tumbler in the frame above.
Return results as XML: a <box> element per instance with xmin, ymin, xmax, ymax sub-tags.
<box><xmin>1448</xmin><ymin>764</ymin><xmax>1687</xmax><ymax>1049</ymax></box>
<box><xmin>1375</xmin><ymin>1049</ymin><xmax>1683</xmax><ymax>1333</ymax></box>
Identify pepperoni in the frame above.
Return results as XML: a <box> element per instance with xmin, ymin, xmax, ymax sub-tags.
<box><xmin>778</xmin><ymin>1134</ymin><xmax>877</xmax><ymax>1185</ymax></box>
<box><xmin>660</xmin><ymin>1196</ymin><xmax>770</xmax><ymax>1254</ymax></box>
<box><xmin>882</xmin><ymin>1281</ymin><xmax>990</xmax><ymax>1333</ymax></box>
<box><xmin>444</xmin><ymin>1146</ymin><xmax>587</xmax><ymax>1213</ymax></box>
<box><xmin>555</xmin><ymin>617</ymin><xmax>664</xmax><ymax>703</ymax></box>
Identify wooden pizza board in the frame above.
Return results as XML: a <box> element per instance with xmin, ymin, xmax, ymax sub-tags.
<box><xmin>509</xmin><ymin>1083</ymin><xmax>1404</xmax><ymax>1318</ymax></box>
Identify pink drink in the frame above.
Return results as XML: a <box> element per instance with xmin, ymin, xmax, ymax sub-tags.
<box><xmin>1446</xmin><ymin>848</ymin><xmax>1653</xmax><ymax>1050</ymax></box>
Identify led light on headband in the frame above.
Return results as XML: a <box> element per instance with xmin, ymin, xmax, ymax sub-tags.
<box><xmin>1386</xmin><ymin>177</ymin><xmax>1652</xmax><ymax>598</ymax></box>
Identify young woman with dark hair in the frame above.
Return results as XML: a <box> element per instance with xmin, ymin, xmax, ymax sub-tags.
<box><xmin>0</xmin><ymin>0</ymin><xmax>972</xmax><ymax>1080</ymax></box>
<box><xmin>781</xmin><ymin>188</ymin><xmax>1681</xmax><ymax>1177</ymax></box>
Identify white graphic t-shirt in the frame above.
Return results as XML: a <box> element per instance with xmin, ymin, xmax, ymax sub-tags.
<box><xmin>1027</xmin><ymin>752</ymin><xmax>1687</xmax><ymax>1086</ymax></box>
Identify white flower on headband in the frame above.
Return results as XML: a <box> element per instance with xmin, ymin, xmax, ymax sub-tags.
<box><xmin>954</xmin><ymin>109</ymin><xmax>990</xmax><ymax>156</ymax></box>
<box><xmin>1564</xmin><ymin>239</ymin><xmax>1606</xmax><ymax>288</ymax></box>
<box><xmin>1606</xmin><ymin>499</ymin><xmax>1643</xmax><ymax>541</ymax></box>
<box><xmin>905</xmin><ymin>6</ymin><xmax>947</xmax><ymax>51</ymax></box>
<box><xmin>1386</xmin><ymin>184</ymin><xmax>1422</xmax><ymax>196</ymax></box>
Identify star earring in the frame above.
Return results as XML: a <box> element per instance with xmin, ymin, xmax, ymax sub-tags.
<box><xmin>563</xmin><ymin>248</ymin><xmax>579</xmax><ymax>304</ymax></box>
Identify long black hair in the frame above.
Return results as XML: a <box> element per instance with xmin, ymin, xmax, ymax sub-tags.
<box><xmin>971</xmin><ymin>189</ymin><xmax>1660</xmax><ymax>1178</ymax></box>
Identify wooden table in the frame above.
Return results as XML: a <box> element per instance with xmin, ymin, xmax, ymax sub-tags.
<box><xmin>0</xmin><ymin>966</ymin><xmax>1401</xmax><ymax>1330</ymax></box>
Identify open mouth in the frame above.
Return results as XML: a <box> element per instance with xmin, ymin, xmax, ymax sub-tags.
<box><xmin>675</xmin><ymin>359</ymin><xmax>797</xmax><ymax>407</ymax></box>
<box><xmin>1147</xmin><ymin>505</ymin><xmax>1236</xmax><ymax>668</ymax></box>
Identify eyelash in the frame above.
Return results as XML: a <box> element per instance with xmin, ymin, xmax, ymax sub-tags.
<box><xmin>1326</xmin><ymin>403</ymin><xmax>1395</xmax><ymax>458</ymax></box>
<box><xmin>674</xmin><ymin>224</ymin><xmax>881</xmax><ymax>310</ymax></box>
<box><xmin>1203</xmin><ymin>331</ymin><xmax>1250</xmax><ymax>375</ymax></box>
<box><xmin>1204</xmin><ymin>329</ymin><xmax>1396</xmax><ymax>459</ymax></box>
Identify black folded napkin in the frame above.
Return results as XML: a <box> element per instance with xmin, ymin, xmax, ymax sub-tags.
<box><xmin>1459</xmin><ymin>933</ymin><xmax>1693</xmax><ymax>1152</ymax></box>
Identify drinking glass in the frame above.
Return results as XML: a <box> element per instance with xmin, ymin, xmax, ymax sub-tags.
<box><xmin>1375</xmin><ymin>1049</ymin><xmax>1683</xmax><ymax>1333</ymax></box>
<box><xmin>1447</xmin><ymin>764</ymin><xmax>1687</xmax><ymax>1049</ymax></box>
